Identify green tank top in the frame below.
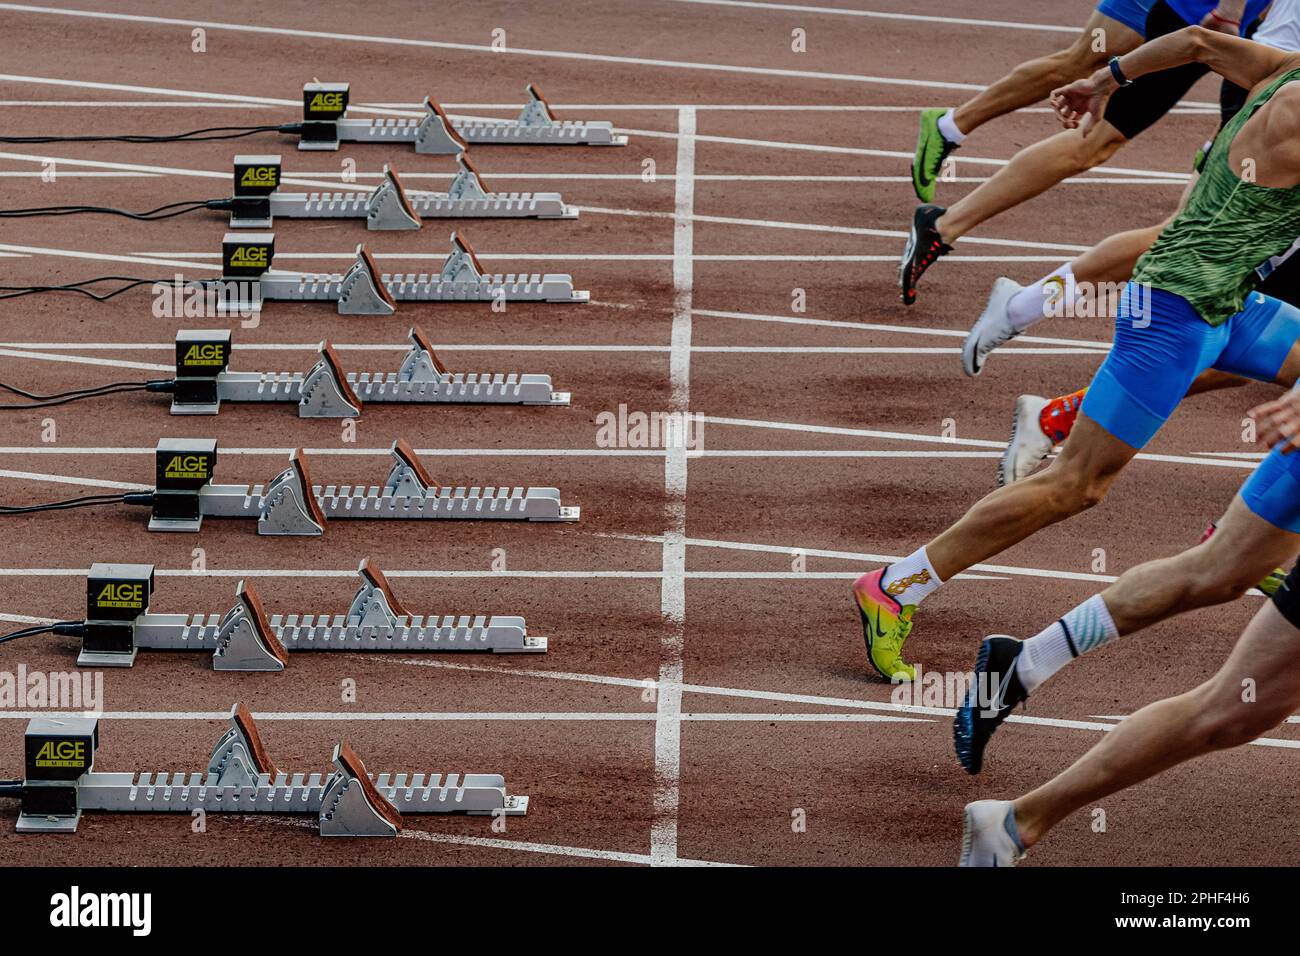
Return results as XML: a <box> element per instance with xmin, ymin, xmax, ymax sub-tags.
<box><xmin>1132</xmin><ymin>67</ymin><xmax>1300</xmax><ymax>326</ymax></box>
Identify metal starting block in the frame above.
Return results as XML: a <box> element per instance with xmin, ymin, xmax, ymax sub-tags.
<box><xmin>8</xmin><ymin>704</ymin><xmax>528</xmax><ymax>837</ymax></box>
<box><xmin>172</xmin><ymin>325</ymin><xmax>569</xmax><ymax>417</ymax></box>
<box><xmin>70</xmin><ymin>557</ymin><xmax>545</xmax><ymax>669</ymax></box>
<box><xmin>229</xmin><ymin>153</ymin><xmax>576</xmax><ymax>229</ymax></box>
<box><xmin>145</xmin><ymin>437</ymin><xmax>579</xmax><ymax>534</ymax></box>
<box><xmin>213</xmin><ymin>230</ymin><xmax>588</xmax><ymax>315</ymax></box>
<box><xmin>300</xmin><ymin>81</ymin><xmax>627</xmax><ymax>153</ymax></box>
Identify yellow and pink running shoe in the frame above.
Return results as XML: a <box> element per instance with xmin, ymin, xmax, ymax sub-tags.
<box><xmin>852</xmin><ymin>568</ymin><xmax>918</xmax><ymax>682</ymax></box>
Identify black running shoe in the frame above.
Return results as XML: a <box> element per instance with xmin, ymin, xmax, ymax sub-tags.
<box><xmin>899</xmin><ymin>203</ymin><xmax>951</xmax><ymax>305</ymax></box>
<box><xmin>953</xmin><ymin>635</ymin><xmax>1028</xmax><ymax>775</ymax></box>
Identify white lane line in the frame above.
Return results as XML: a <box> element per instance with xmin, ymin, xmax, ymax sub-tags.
<box><xmin>0</xmin><ymin>344</ymin><xmax>1115</xmax><ymax>370</ymax></box>
<box><xmin>0</xmin><ymin>11</ymin><xmax>1039</xmax><ymax>94</ymax></box>
<box><xmin>0</xmin><ymin>347</ymin><xmax>171</xmax><ymax>372</ymax></box>
<box><xmin>702</xmin><ymin>416</ymin><xmax>1260</xmax><ymax>470</ymax></box>
<box><xmin>0</xmin><ymin>469</ymin><xmax>149</xmax><ymax>491</ymax></box>
<box><xmin>579</xmin><ymin>205</ymin><xmax>1090</xmax><ymax>253</ymax></box>
<box><xmin>622</xmin><ymin>127</ymin><xmax>1192</xmax><ymax>180</ymax></box>
<box><xmin>0</xmin><ymin>242</ymin><xmax>219</xmax><ymax>271</ymax></box>
<box><xmin>262</xmin><ymin>816</ymin><xmax>737</xmax><ymax>867</ymax></box>
<box><xmin>0</xmin><ymin>709</ymin><xmax>917</xmax><ymax>723</ymax></box>
<box><xmin>652</xmin><ymin>107</ymin><xmax>695</xmax><ymax>867</ymax></box>
<box><xmin>664</xmin><ymin>0</ymin><xmax>1076</xmax><ymax>32</ymax></box>
<box><xmin>692</xmin><ymin>308</ymin><xmax>1111</xmax><ymax>350</ymax></box>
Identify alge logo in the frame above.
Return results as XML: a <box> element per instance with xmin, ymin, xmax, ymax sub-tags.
<box><xmin>33</xmin><ymin>739</ymin><xmax>86</xmax><ymax>769</ymax></box>
<box><xmin>307</xmin><ymin>91</ymin><xmax>344</xmax><ymax>113</ymax></box>
<box><xmin>240</xmin><ymin>166</ymin><xmax>278</xmax><ymax>189</ymax></box>
<box><xmin>50</xmin><ymin>886</ymin><xmax>151</xmax><ymax>937</ymax></box>
<box><xmin>164</xmin><ymin>454</ymin><xmax>210</xmax><ymax>480</ymax></box>
<box><xmin>182</xmin><ymin>343</ymin><xmax>227</xmax><ymax>367</ymax></box>
<box><xmin>95</xmin><ymin>582</ymin><xmax>143</xmax><ymax>609</ymax></box>
<box><xmin>228</xmin><ymin>246</ymin><xmax>269</xmax><ymax>269</ymax></box>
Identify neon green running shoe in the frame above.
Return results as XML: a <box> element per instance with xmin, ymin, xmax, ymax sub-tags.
<box><xmin>853</xmin><ymin>568</ymin><xmax>918</xmax><ymax>682</ymax></box>
<box><xmin>1258</xmin><ymin>566</ymin><xmax>1287</xmax><ymax>598</ymax></box>
<box><xmin>912</xmin><ymin>107</ymin><xmax>959</xmax><ymax>203</ymax></box>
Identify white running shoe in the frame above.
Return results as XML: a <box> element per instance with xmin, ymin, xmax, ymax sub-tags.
<box><xmin>958</xmin><ymin>799</ymin><xmax>1026</xmax><ymax>867</ymax></box>
<box><xmin>962</xmin><ymin>277</ymin><xmax>1024</xmax><ymax>377</ymax></box>
<box><xmin>998</xmin><ymin>394</ymin><xmax>1054</xmax><ymax>487</ymax></box>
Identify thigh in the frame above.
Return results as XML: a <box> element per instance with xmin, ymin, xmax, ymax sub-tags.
<box><xmin>1214</xmin><ymin>294</ymin><xmax>1300</xmax><ymax>385</ymax></box>
<box><xmin>1079</xmin><ymin>286</ymin><xmax>1228</xmax><ymax>448</ymax></box>
<box><xmin>1051</xmin><ymin>411</ymin><xmax>1143</xmax><ymax>479</ymax></box>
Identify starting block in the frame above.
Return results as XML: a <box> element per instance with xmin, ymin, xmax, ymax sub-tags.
<box><xmin>213</xmin><ymin>230</ymin><xmax>588</xmax><ymax>315</ymax></box>
<box><xmin>171</xmin><ymin>325</ymin><xmax>568</xmax><ymax>416</ymax></box>
<box><xmin>229</xmin><ymin>153</ymin><xmax>576</xmax><ymax>229</ymax></box>
<box><xmin>146</xmin><ymin>437</ymin><xmax>579</xmax><ymax>534</ymax></box>
<box><xmin>298</xmin><ymin>81</ymin><xmax>627</xmax><ymax>153</ymax></box>
<box><xmin>72</xmin><ymin>557</ymin><xmax>545</xmax><ymax>669</ymax></box>
<box><xmin>7</xmin><ymin>704</ymin><xmax>527</xmax><ymax>837</ymax></box>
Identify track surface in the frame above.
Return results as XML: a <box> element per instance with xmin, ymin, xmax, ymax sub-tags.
<box><xmin>0</xmin><ymin>0</ymin><xmax>1295</xmax><ymax>866</ymax></box>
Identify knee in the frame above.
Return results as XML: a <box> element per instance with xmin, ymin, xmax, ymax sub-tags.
<box><xmin>1187</xmin><ymin>691</ymin><xmax>1286</xmax><ymax>751</ymax></box>
<box><xmin>1068</xmin><ymin>130</ymin><xmax>1125</xmax><ymax>174</ymax></box>
<box><xmin>1181</xmin><ymin>553</ymin><xmax>1261</xmax><ymax>609</ymax></box>
<box><xmin>1037</xmin><ymin>461</ymin><xmax>1113</xmax><ymax>514</ymax></box>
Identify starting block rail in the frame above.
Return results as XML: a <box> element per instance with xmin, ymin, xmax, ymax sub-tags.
<box><xmin>172</xmin><ymin>324</ymin><xmax>568</xmax><ymax>416</ymax></box>
<box><xmin>8</xmin><ymin>705</ymin><xmax>527</xmax><ymax>837</ymax></box>
<box><xmin>231</xmin><ymin>154</ymin><xmax>576</xmax><ymax>229</ymax></box>
<box><xmin>146</xmin><ymin>437</ymin><xmax>579</xmax><ymax>534</ymax></box>
<box><xmin>74</xmin><ymin>557</ymin><xmax>546</xmax><ymax>670</ymax></box>
<box><xmin>216</xmin><ymin>231</ymin><xmax>588</xmax><ymax>315</ymax></box>
<box><xmin>302</xmin><ymin>83</ymin><xmax>627</xmax><ymax>153</ymax></box>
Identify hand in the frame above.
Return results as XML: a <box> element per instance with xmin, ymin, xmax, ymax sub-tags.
<box><xmin>1050</xmin><ymin>74</ymin><xmax>1109</xmax><ymax>131</ymax></box>
<box><xmin>1200</xmin><ymin>5</ymin><xmax>1243</xmax><ymax>36</ymax></box>
<box><xmin>1250</xmin><ymin>389</ymin><xmax>1300</xmax><ymax>454</ymax></box>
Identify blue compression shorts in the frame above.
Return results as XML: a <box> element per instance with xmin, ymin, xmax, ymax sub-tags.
<box><xmin>1240</xmin><ymin>439</ymin><xmax>1300</xmax><ymax>534</ymax></box>
<box><xmin>1081</xmin><ymin>285</ymin><xmax>1300</xmax><ymax>449</ymax></box>
<box><xmin>1096</xmin><ymin>0</ymin><xmax>1158</xmax><ymax>36</ymax></box>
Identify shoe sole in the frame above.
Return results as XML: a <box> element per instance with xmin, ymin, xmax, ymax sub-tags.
<box><xmin>958</xmin><ymin>803</ymin><xmax>976</xmax><ymax>866</ymax></box>
<box><xmin>899</xmin><ymin>217</ymin><xmax>921</xmax><ymax>306</ymax></box>
<box><xmin>953</xmin><ymin>637</ymin><xmax>991</xmax><ymax>775</ymax></box>
<box><xmin>856</xmin><ymin>600</ymin><xmax>896</xmax><ymax>682</ymax></box>
<box><xmin>998</xmin><ymin>395</ymin><xmax>1050</xmax><ymax>488</ymax></box>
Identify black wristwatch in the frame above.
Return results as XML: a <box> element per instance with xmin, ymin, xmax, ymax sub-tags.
<box><xmin>1108</xmin><ymin>56</ymin><xmax>1133</xmax><ymax>88</ymax></box>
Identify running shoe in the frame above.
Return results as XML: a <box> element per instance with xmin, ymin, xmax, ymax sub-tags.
<box><xmin>852</xmin><ymin>568</ymin><xmax>918</xmax><ymax>682</ymax></box>
<box><xmin>899</xmin><ymin>203</ymin><xmax>951</xmax><ymax>306</ymax></box>
<box><xmin>912</xmin><ymin>107</ymin><xmax>959</xmax><ymax>203</ymax></box>
<box><xmin>962</xmin><ymin>277</ymin><xmax>1024</xmax><ymax>376</ymax></box>
<box><xmin>958</xmin><ymin>799</ymin><xmax>1027</xmax><ymax>867</ymax></box>
<box><xmin>998</xmin><ymin>394</ymin><xmax>1054</xmax><ymax>486</ymax></box>
<box><xmin>954</xmin><ymin>635</ymin><xmax>1028</xmax><ymax>774</ymax></box>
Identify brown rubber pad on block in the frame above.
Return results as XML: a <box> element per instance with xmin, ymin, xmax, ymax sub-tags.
<box><xmin>336</xmin><ymin>740</ymin><xmax>404</xmax><ymax>831</ymax></box>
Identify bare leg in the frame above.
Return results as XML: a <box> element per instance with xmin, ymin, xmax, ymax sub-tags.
<box><xmin>952</xmin><ymin>12</ymin><xmax>1144</xmax><ymax>135</ymax></box>
<box><xmin>938</xmin><ymin>123</ymin><xmax>1128</xmax><ymax>242</ymax></box>
<box><xmin>1095</xmin><ymin>496</ymin><xmax>1300</xmax><ymax>634</ymax></box>
<box><xmin>1015</xmin><ymin>598</ymin><xmax>1300</xmax><ymax>848</ymax></box>
<box><xmin>926</xmin><ymin>415</ymin><xmax>1139</xmax><ymax>580</ymax></box>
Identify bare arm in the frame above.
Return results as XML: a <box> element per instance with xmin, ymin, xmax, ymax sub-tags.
<box><xmin>1052</xmin><ymin>27</ymin><xmax>1296</xmax><ymax>129</ymax></box>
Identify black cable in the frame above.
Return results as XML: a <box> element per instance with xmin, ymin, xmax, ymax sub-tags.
<box><xmin>0</xmin><ymin>621</ymin><xmax>84</xmax><ymax>646</ymax></box>
<box><xmin>0</xmin><ymin>198</ymin><xmax>231</xmax><ymax>221</ymax></box>
<box><xmin>0</xmin><ymin>277</ymin><xmax>165</xmax><ymax>302</ymax></box>
<box><xmin>0</xmin><ymin>379</ymin><xmax>175</xmax><ymax>409</ymax></box>
<box><xmin>0</xmin><ymin>123</ymin><xmax>303</xmax><ymax>144</ymax></box>
<box><xmin>0</xmin><ymin>491</ymin><xmax>154</xmax><ymax>515</ymax></box>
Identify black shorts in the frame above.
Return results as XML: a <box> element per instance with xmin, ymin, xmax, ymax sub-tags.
<box><xmin>1104</xmin><ymin>0</ymin><xmax>1208</xmax><ymax>140</ymax></box>
<box><xmin>1257</xmin><ymin>247</ymin><xmax>1300</xmax><ymax>306</ymax></box>
<box><xmin>1273</xmin><ymin>562</ymin><xmax>1300</xmax><ymax>630</ymax></box>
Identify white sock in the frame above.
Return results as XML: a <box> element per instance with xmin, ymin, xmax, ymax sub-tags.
<box><xmin>1006</xmin><ymin>262</ymin><xmax>1077</xmax><ymax>332</ymax></box>
<box><xmin>880</xmin><ymin>547</ymin><xmax>945</xmax><ymax>606</ymax></box>
<box><xmin>1015</xmin><ymin>594</ymin><xmax>1120</xmax><ymax>693</ymax></box>
<box><xmin>937</xmin><ymin>108</ymin><xmax>966</xmax><ymax>145</ymax></box>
